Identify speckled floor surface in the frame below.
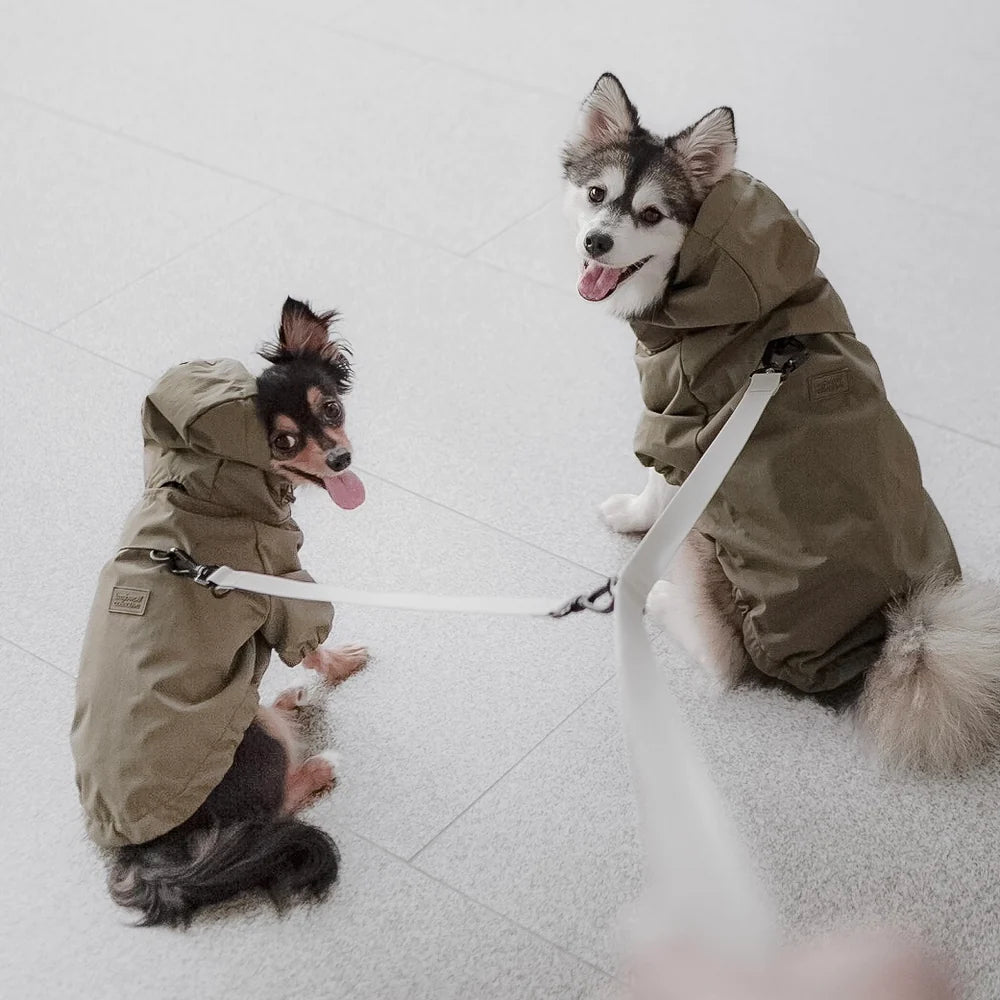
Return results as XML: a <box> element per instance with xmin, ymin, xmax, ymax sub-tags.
<box><xmin>2</xmin><ymin>2</ymin><xmax>999</xmax><ymax>997</ymax></box>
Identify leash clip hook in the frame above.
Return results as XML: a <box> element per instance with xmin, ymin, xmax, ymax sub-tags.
<box><xmin>550</xmin><ymin>576</ymin><xmax>617</xmax><ymax>618</ymax></box>
<box><xmin>755</xmin><ymin>336</ymin><xmax>809</xmax><ymax>380</ymax></box>
<box><xmin>149</xmin><ymin>547</ymin><xmax>221</xmax><ymax>589</ymax></box>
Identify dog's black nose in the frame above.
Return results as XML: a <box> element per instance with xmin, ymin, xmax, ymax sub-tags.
<box><xmin>584</xmin><ymin>230</ymin><xmax>613</xmax><ymax>256</ymax></box>
<box><xmin>326</xmin><ymin>447</ymin><xmax>352</xmax><ymax>473</ymax></box>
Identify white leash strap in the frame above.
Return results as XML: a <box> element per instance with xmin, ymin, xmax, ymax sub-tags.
<box><xmin>205</xmin><ymin>566</ymin><xmax>574</xmax><ymax>618</ymax></box>
<box><xmin>618</xmin><ymin>370</ymin><xmax>782</xmax><ymax>961</ymax></box>
<box><xmin>148</xmin><ymin>548</ymin><xmax>616</xmax><ymax>619</ymax></box>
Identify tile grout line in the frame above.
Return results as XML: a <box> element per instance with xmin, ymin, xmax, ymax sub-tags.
<box><xmin>0</xmin><ymin>90</ymin><xmax>285</xmax><ymax>196</ymax></box>
<box><xmin>764</xmin><ymin>146</ymin><xmax>1000</xmax><ymax>230</ymax></box>
<box><xmin>44</xmin><ymin>194</ymin><xmax>287</xmax><ymax>338</ymax></box>
<box><xmin>460</xmin><ymin>194</ymin><xmax>557</xmax><ymax>258</ymax></box>
<box><xmin>0</xmin><ymin>309</ymin><xmax>154</xmax><ymax>379</ymax></box>
<box><xmin>0</xmin><ymin>633</ymin><xmax>76</xmax><ymax>682</ymax></box>
<box><xmin>344</xmin><ymin>819</ymin><xmax>623</xmax><ymax>986</ymax></box>
<box><xmin>406</xmin><ymin>675</ymin><xmax>616</xmax><ymax>864</ymax></box>
<box><xmin>899</xmin><ymin>409</ymin><xmax>1000</xmax><ymax>452</ymax></box>
<box><xmin>272</xmin><ymin>191</ymin><xmax>470</xmax><ymax>259</ymax></box>
<box><xmin>281</xmin><ymin>18</ymin><xmax>574</xmax><ymax>106</ymax></box>
<box><xmin>0</xmin><ymin>89</ymin><xmax>494</xmax><ymax>263</ymax></box>
<box><xmin>466</xmin><ymin>251</ymin><xmax>575</xmax><ymax>296</ymax></box>
<box><xmin>355</xmin><ymin>467</ymin><xmax>623</xmax><ymax>581</ymax></box>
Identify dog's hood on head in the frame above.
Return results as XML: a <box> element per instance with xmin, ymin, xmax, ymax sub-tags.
<box><xmin>632</xmin><ymin>170</ymin><xmax>851</xmax><ymax>344</ymax></box>
<box><xmin>141</xmin><ymin>358</ymin><xmax>290</xmax><ymax>521</ymax></box>
<box><xmin>143</xmin><ymin>358</ymin><xmax>271</xmax><ymax>470</ymax></box>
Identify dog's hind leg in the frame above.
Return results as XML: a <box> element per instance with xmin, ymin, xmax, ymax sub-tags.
<box><xmin>273</xmin><ymin>685</ymin><xmax>312</xmax><ymax>713</ymax></box>
<box><xmin>258</xmin><ymin>702</ymin><xmax>307</xmax><ymax>770</ymax></box>
<box><xmin>283</xmin><ymin>755</ymin><xmax>336</xmax><ymax>813</ymax></box>
<box><xmin>260</xmin><ymin>701</ymin><xmax>338</xmax><ymax>811</ymax></box>
<box><xmin>645</xmin><ymin>530</ymin><xmax>750</xmax><ymax>687</ymax></box>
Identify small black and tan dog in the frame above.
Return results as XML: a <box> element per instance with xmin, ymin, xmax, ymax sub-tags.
<box><xmin>72</xmin><ymin>298</ymin><xmax>369</xmax><ymax>927</ymax></box>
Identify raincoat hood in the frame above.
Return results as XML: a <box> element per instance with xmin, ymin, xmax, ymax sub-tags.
<box><xmin>143</xmin><ymin>358</ymin><xmax>272</xmax><ymax>469</ymax></box>
<box><xmin>140</xmin><ymin>359</ymin><xmax>292</xmax><ymax>524</ymax></box>
<box><xmin>645</xmin><ymin>170</ymin><xmax>821</xmax><ymax>328</ymax></box>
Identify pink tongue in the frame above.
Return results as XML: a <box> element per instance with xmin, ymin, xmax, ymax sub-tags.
<box><xmin>324</xmin><ymin>471</ymin><xmax>366</xmax><ymax>510</ymax></box>
<box><xmin>578</xmin><ymin>261</ymin><xmax>624</xmax><ymax>301</ymax></box>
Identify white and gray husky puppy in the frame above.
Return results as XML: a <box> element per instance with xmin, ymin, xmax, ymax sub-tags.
<box><xmin>562</xmin><ymin>72</ymin><xmax>1000</xmax><ymax>772</ymax></box>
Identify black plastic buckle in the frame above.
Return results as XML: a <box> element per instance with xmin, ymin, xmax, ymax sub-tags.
<box><xmin>149</xmin><ymin>547</ymin><xmax>221</xmax><ymax>588</ymax></box>
<box><xmin>550</xmin><ymin>577</ymin><xmax>617</xmax><ymax>618</ymax></box>
<box><xmin>755</xmin><ymin>336</ymin><xmax>809</xmax><ymax>380</ymax></box>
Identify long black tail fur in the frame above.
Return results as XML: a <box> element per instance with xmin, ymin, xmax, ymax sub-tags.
<box><xmin>109</xmin><ymin>816</ymin><xmax>339</xmax><ymax>928</ymax></box>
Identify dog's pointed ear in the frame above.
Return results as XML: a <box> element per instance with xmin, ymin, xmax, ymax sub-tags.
<box><xmin>575</xmin><ymin>73</ymin><xmax>639</xmax><ymax>145</ymax></box>
<box><xmin>671</xmin><ymin>107</ymin><xmax>737</xmax><ymax>194</ymax></box>
<box><xmin>278</xmin><ymin>297</ymin><xmax>338</xmax><ymax>355</ymax></box>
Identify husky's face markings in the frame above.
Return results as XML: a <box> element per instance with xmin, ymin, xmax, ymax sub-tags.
<box><xmin>562</xmin><ymin>73</ymin><xmax>737</xmax><ymax>318</ymax></box>
<box><xmin>563</xmin><ymin>152</ymin><xmax>691</xmax><ymax>318</ymax></box>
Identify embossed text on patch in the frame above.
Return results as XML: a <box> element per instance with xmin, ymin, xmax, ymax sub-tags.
<box><xmin>109</xmin><ymin>587</ymin><xmax>150</xmax><ymax>616</ymax></box>
<box><xmin>809</xmin><ymin>368</ymin><xmax>850</xmax><ymax>401</ymax></box>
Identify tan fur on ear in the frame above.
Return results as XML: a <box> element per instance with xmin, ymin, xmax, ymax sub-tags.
<box><xmin>672</xmin><ymin>107</ymin><xmax>737</xmax><ymax>194</ymax></box>
<box><xmin>279</xmin><ymin>297</ymin><xmax>339</xmax><ymax>357</ymax></box>
<box><xmin>576</xmin><ymin>73</ymin><xmax>639</xmax><ymax>145</ymax></box>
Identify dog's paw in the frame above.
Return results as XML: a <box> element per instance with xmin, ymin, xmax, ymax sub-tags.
<box><xmin>285</xmin><ymin>755</ymin><xmax>337</xmax><ymax>811</ymax></box>
<box><xmin>306</xmin><ymin>752</ymin><xmax>338</xmax><ymax>789</ymax></box>
<box><xmin>331</xmin><ymin>643</ymin><xmax>370</xmax><ymax>676</ymax></box>
<box><xmin>644</xmin><ymin>579</ymin><xmax>681</xmax><ymax>627</ymax></box>
<box><xmin>273</xmin><ymin>685</ymin><xmax>312</xmax><ymax>712</ymax></box>
<box><xmin>316</xmin><ymin>749</ymin><xmax>342</xmax><ymax>775</ymax></box>
<box><xmin>286</xmin><ymin>754</ymin><xmax>337</xmax><ymax>812</ymax></box>
<box><xmin>600</xmin><ymin>492</ymin><xmax>657</xmax><ymax>534</ymax></box>
<box><xmin>307</xmin><ymin>644</ymin><xmax>370</xmax><ymax>685</ymax></box>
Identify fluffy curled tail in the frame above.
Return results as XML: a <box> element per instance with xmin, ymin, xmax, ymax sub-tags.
<box><xmin>858</xmin><ymin>576</ymin><xmax>1000</xmax><ymax>772</ymax></box>
<box><xmin>109</xmin><ymin>816</ymin><xmax>339</xmax><ymax>928</ymax></box>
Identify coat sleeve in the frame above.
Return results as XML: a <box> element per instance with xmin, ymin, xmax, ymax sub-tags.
<box><xmin>259</xmin><ymin>570</ymin><xmax>334</xmax><ymax>666</ymax></box>
<box><xmin>632</xmin><ymin>339</ymin><xmax>706</xmax><ymax>485</ymax></box>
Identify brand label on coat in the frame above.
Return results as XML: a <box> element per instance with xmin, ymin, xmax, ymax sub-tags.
<box><xmin>808</xmin><ymin>368</ymin><xmax>850</xmax><ymax>401</ymax></box>
<box><xmin>109</xmin><ymin>587</ymin><xmax>150</xmax><ymax>616</ymax></box>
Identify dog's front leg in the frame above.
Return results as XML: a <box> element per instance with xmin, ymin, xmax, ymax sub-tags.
<box><xmin>302</xmin><ymin>644</ymin><xmax>370</xmax><ymax>685</ymax></box>
<box><xmin>600</xmin><ymin>466</ymin><xmax>675</xmax><ymax>534</ymax></box>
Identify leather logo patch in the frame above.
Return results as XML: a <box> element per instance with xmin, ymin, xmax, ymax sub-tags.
<box><xmin>809</xmin><ymin>368</ymin><xmax>850</xmax><ymax>401</ymax></box>
<box><xmin>109</xmin><ymin>587</ymin><xmax>150</xmax><ymax>616</ymax></box>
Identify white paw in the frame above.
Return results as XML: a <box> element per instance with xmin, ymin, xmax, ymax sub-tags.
<box><xmin>274</xmin><ymin>684</ymin><xmax>312</xmax><ymax>711</ymax></box>
<box><xmin>316</xmin><ymin>749</ymin><xmax>342</xmax><ymax>774</ymax></box>
<box><xmin>645</xmin><ymin>581</ymin><xmax>710</xmax><ymax>667</ymax></box>
<box><xmin>644</xmin><ymin>579</ymin><xmax>681</xmax><ymax>627</ymax></box>
<box><xmin>600</xmin><ymin>493</ymin><xmax>657</xmax><ymax>534</ymax></box>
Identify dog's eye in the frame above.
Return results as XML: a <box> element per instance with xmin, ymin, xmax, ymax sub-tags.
<box><xmin>587</xmin><ymin>186</ymin><xmax>605</xmax><ymax>204</ymax></box>
<box><xmin>322</xmin><ymin>399</ymin><xmax>344</xmax><ymax>424</ymax></box>
<box><xmin>272</xmin><ymin>433</ymin><xmax>299</xmax><ymax>454</ymax></box>
<box><xmin>640</xmin><ymin>207</ymin><xmax>663</xmax><ymax>224</ymax></box>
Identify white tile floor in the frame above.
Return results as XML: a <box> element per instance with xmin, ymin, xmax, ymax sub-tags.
<box><xmin>2</xmin><ymin>2</ymin><xmax>999</xmax><ymax>997</ymax></box>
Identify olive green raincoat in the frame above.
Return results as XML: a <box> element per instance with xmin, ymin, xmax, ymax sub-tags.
<box><xmin>631</xmin><ymin>170</ymin><xmax>959</xmax><ymax>692</ymax></box>
<box><xmin>71</xmin><ymin>360</ymin><xmax>333</xmax><ymax>848</ymax></box>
